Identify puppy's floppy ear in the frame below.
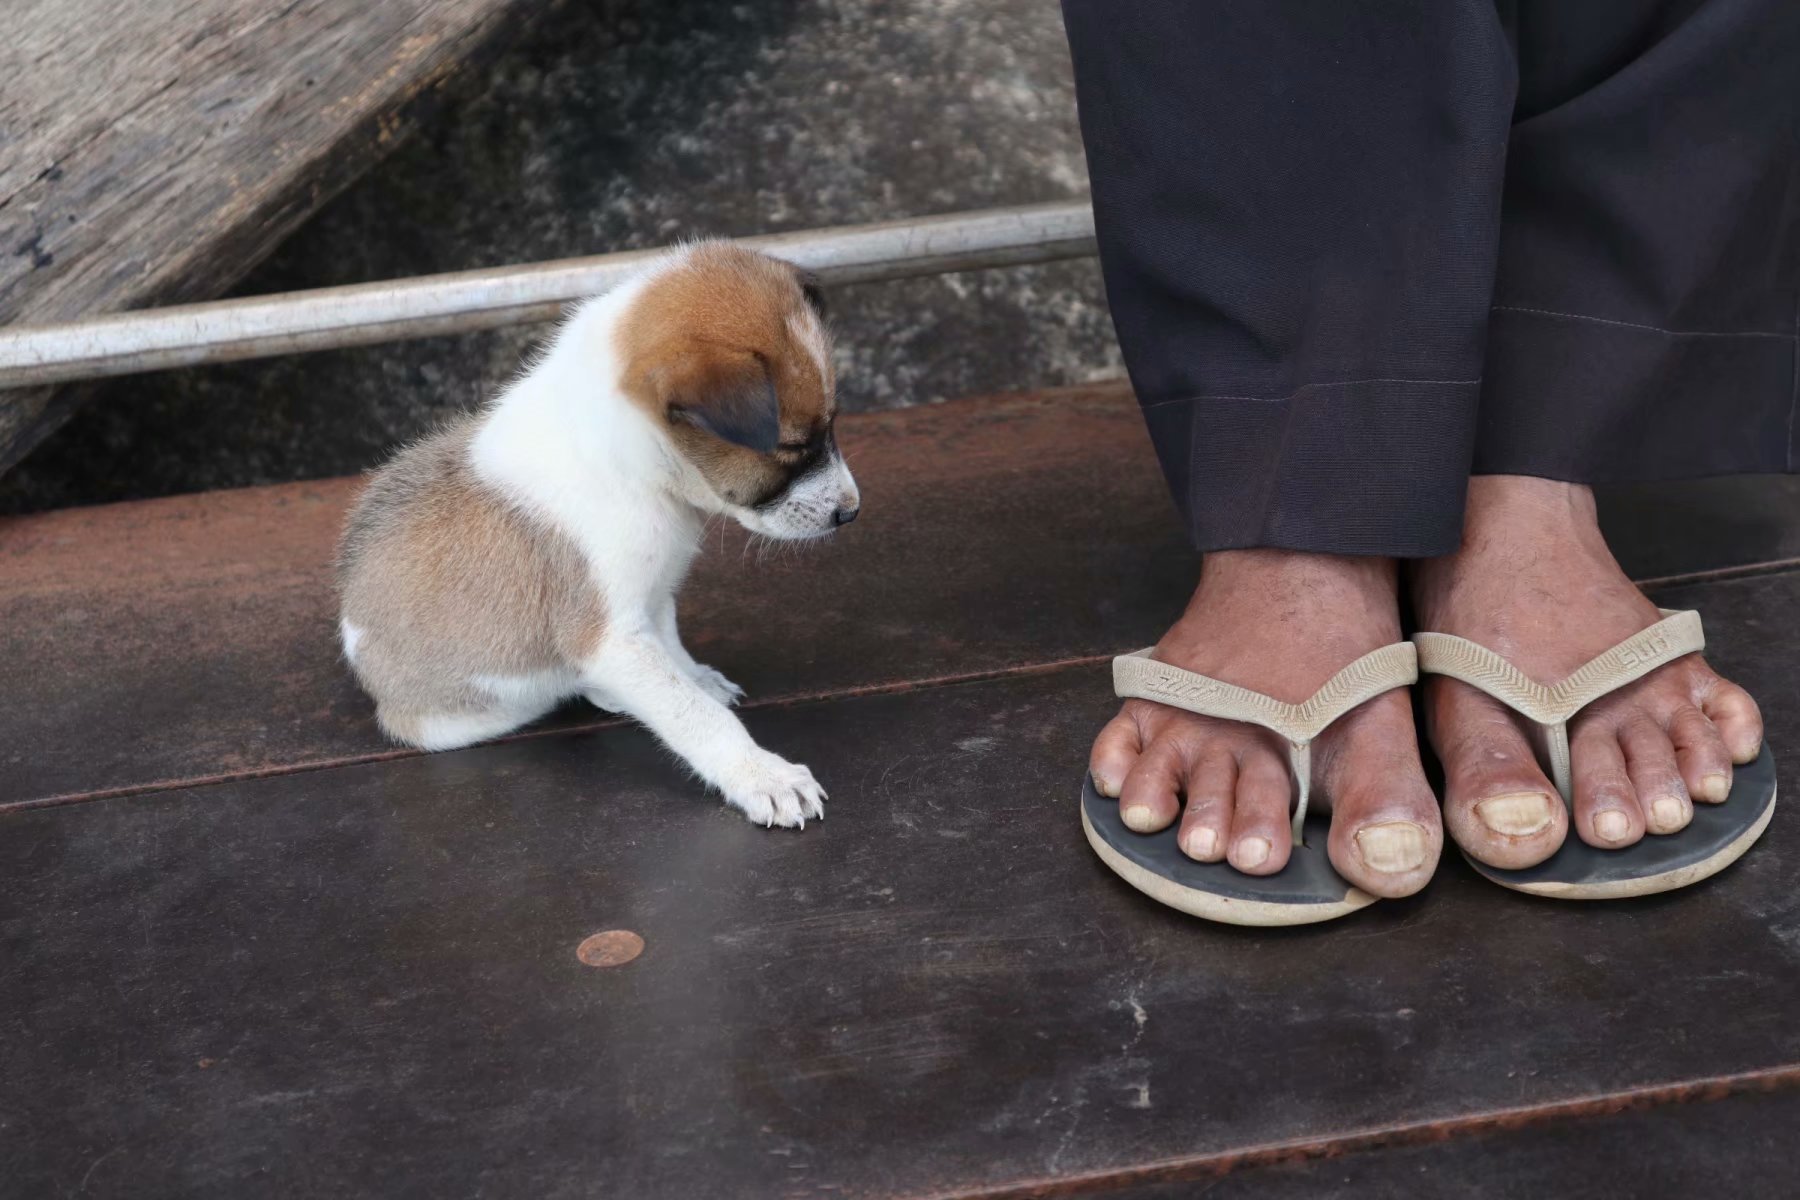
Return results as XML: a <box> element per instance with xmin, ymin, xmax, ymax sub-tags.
<box><xmin>662</xmin><ymin>347</ymin><xmax>780</xmax><ymax>453</ymax></box>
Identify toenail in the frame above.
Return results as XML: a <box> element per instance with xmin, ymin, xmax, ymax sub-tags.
<box><xmin>1094</xmin><ymin>772</ymin><xmax>1120</xmax><ymax>799</ymax></box>
<box><xmin>1236</xmin><ymin>837</ymin><xmax>1270</xmax><ymax>868</ymax></box>
<box><xmin>1651</xmin><ymin>796</ymin><xmax>1686</xmax><ymax>831</ymax></box>
<box><xmin>1184</xmin><ymin>826</ymin><xmax>1218</xmax><ymax>859</ymax></box>
<box><xmin>1475</xmin><ymin>792</ymin><xmax>1554</xmax><ymax>837</ymax></box>
<box><xmin>1701</xmin><ymin>773</ymin><xmax>1730</xmax><ymax>802</ymax></box>
<box><xmin>1594</xmin><ymin>810</ymin><xmax>1631</xmax><ymax>842</ymax></box>
<box><xmin>1122</xmin><ymin>804</ymin><xmax>1157</xmax><ymax>833</ymax></box>
<box><xmin>1355</xmin><ymin>822</ymin><xmax>1427</xmax><ymax>873</ymax></box>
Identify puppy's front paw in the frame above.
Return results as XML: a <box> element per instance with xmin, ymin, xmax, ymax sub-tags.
<box><xmin>690</xmin><ymin>663</ymin><xmax>746</xmax><ymax>707</ymax></box>
<box><xmin>720</xmin><ymin>752</ymin><xmax>826</xmax><ymax>829</ymax></box>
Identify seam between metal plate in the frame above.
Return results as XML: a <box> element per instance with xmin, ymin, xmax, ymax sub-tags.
<box><xmin>905</xmin><ymin>1064</ymin><xmax>1800</xmax><ymax>1200</ymax></box>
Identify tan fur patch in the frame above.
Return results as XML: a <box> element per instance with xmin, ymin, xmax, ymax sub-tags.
<box><xmin>336</xmin><ymin>417</ymin><xmax>603</xmax><ymax>742</ymax></box>
<box><xmin>617</xmin><ymin>243</ymin><xmax>837</xmax><ymax>507</ymax></box>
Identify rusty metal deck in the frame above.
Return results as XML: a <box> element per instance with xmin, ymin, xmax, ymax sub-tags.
<box><xmin>0</xmin><ymin>384</ymin><xmax>1190</xmax><ymax>804</ymax></box>
<box><xmin>4</xmin><ymin>384</ymin><xmax>1799</xmax><ymax>1197</ymax></box>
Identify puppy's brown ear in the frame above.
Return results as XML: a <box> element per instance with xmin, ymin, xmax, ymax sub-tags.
<box><xmin>663</xmin><ymin>348</ymin><xmax>780</xmax><ymax>453</ymax></box>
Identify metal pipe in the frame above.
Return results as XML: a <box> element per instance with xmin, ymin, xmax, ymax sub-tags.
<box><xmin>0</xmin><ymin>201</ymin><xmax>1096</xmax><ymax>389</ymax></box>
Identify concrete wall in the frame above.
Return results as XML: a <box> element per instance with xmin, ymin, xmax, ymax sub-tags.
<box><xmin>1</xmin><ymin>0</ymin><xmax>1122</xmax><ymax>512</ymax></box>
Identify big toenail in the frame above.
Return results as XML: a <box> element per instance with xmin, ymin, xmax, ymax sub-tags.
<box><xmin>1184</xmin><ymin>826</ymin><xmax>1218</xmax><ymax>859</ymax></box>
<box><xmin>1122</xmin><ymin>805</ymin><xmax>1157</xmax><ymax>833</ymax></box>
<box><xmin>1355</xmin><ymin>822</ymin><xmax>1427</xmax><ymax>873</ymax></box>
<box><xmin>1237</xmin><ymin>837</ymin><xmax>1270</xmax><ymax>868</ymax></box>
<box><xmin>1701</xmin><ymin>773</ymin><xmax>1730</xmax><ymax>802</ymax></box>
<box><xmin>1475</xmin><ymin>792</ymin><xmax>1554</xmax><ymax>837</ymax></box>
<box><xmin>1651</xmin><ymin>796</ymin><xmax>1686</xmax><ymax>831</ymax></box>
<box><xmin>1594</xmin><ymin>810</ymin><xmax>1631</xmax><ymax>842</ymax></box>
<box><xmin>1094</xmin><ymin>772</ymin><xmax>1121</xmax><ymax>799</ymax></box>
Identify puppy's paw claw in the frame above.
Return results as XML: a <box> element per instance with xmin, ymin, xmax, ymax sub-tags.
<box><xmin>722</xmin><ymin>754</ymin><xmax>827</xmax><ymax>829</ymax></box>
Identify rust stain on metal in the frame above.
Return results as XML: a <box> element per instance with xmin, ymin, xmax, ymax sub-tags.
<box><xmin>576</xmin><ymin>930</ymin><xmax>644</xmax><ymax>968</ymax></box>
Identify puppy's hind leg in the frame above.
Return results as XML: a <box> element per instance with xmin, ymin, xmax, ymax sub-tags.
<box><xmin>376</xmin><ymin>704</ymin><xmax>528</xmax><ymax>751</ymax></box>
<box><xmin>407</xmin><ymin>708</ymin><xmax>538</xmax><ymax>752</ymax></box>
<box><xmin>379</xmin><ymin>681</ymin><xmax>564</xmax><ymax>751</ymax></box>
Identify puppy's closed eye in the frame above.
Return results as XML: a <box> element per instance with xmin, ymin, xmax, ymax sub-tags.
<box><xmin>774</xmin><ymin>426</ymin><xmax>832</xmax><ymax>469</ymax></box>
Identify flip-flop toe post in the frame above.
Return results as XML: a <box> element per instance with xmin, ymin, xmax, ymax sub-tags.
<box><xmin>1080</xmin><ymin>642</ymin><xmax>1419</xmax><ymax>926</ymax></box>
<box><xmin>1413</xmin><ymin>609</ymin><xmax>1777</xmax><ymax>899</ymax></box>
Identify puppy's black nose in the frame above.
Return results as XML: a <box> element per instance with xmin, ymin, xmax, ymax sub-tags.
<box><xmin>833</xmin><ymin>505</ymin><xmax>860</xmax><ymax>526</ymax></box>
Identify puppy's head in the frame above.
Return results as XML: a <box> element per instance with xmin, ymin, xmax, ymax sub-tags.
<box><xmin>619</xmin><ymin>243</ymin><xmax>859</xmax><ymax>540</ymax></box>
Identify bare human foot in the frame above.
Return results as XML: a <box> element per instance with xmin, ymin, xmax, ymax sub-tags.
<box><xmin>1410</xmin><ymin>476</ymin><xmax>1765</xmax><ymax>868</ymax></box>
<box><xmin>1089</xmin><ymin>550</ymin><xmax>1442</xmax><ymax>898</ymax></box>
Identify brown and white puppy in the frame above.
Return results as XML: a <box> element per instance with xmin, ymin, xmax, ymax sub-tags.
<box><xmin>336</xmin><ymin>243</ymin><xmax>859</xmax><ymax>827</ymax></box>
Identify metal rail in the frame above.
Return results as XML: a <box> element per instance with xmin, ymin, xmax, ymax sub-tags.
<box><xmin>0</xmin><ymin>201</ymin><xmax>1096</xmax><ymax>389</ymax></box>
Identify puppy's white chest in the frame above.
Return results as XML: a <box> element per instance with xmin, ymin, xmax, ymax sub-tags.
<box><xmin>470</xmin><ymin>400</ymin><xmax>700</xmax><ymax>618</ymax></box>
<box><xmin>568</xmin><ymin>504</ymin><xmax>700</xmax><ymax>616</ymax></box>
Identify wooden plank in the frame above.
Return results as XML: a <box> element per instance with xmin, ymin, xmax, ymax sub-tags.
<box><xmin>0</xmin><ymin>0</ymin><xmax>558</xmax><ymax>473</ymax></box>
<box><xmin>2</xmin><ymin>568</ymin><xmax>1797</xmax><ymax>1195</ymax></box>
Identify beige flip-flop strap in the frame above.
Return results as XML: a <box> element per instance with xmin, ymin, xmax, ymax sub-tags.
<box><xmin>1413</xmin><ymin>608</ymin><xmax>1705</xmax><ymax>803</ymax></box>
<box><xmin>1112</xmin><ymin>642</ymin><xmax>1419</xmax><ymax>844</ymax></box>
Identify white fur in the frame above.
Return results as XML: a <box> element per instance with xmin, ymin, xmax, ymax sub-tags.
<box><xmin>787</xmin><ymin>309</ymin><xmax>832</xmax><ymax>391</ymax></box>
<box><xmin>739</xmin><ymin>449</ymin><xmax>860</xmax><ymax>540</ymax></box>
<box><xmin>340</xmin><ymin>618</ymin><xmax>364</xmax><ymax>663</ymax></box>
<box><xmin>416</xmin><ymin>708</ymin><xmax>551</xmax><ymax>753</ymax></box>
<box><xmin>472</xmin><ymin>669</ymin><xmax>581</xmax><ymax>711</ymax></box>
<box><xmin>454</xmin><ymin>248</ymin><xmax>851</xmax><ymax>827</ymax></box>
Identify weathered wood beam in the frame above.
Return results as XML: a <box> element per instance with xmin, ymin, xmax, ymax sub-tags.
<box><xmin>0</xmin><ymin>0</ymin><xmax>561</xmax><ymax>475</ymax></box>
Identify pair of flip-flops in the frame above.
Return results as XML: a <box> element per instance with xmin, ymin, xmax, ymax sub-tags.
<box><xmin>1080</xmin><ymin>609</ymin><xmax>1778</xmax><ymax>926</ymax></box>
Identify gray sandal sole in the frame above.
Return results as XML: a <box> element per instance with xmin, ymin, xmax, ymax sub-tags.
<box><xmin>1080</xmin><ymin>777</ymin><xmax>1373</xmax><ymax>925</ymax></box>
<box><xmin>1416</xmin><ymin>609</ymin><xmax>1777</xmax><ymax>900</ymax></box>
<box><xmin>1080</xmin><ymin>643</ymin><xmax>1418</xmax><ymax>926</ymax></box>
<box><xmin>1463</xmin><ymin>746</ymin><xmax>1776</xmax><ymax>898</ymax></box>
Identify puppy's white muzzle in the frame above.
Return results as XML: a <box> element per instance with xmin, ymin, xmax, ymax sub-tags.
<box><xmin>746</xmin><ymin>453</ymin><xmax>860</xmax><ymax>540</ymax></box>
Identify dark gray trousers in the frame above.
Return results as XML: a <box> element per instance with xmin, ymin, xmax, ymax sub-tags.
<box><xmin>1062</xmin><ymin>0</ymin><xmax>1800</xmax><ymax>556</ymax></box>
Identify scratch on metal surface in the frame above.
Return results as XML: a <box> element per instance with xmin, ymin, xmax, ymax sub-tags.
<box><xmin>74</xmin><ymin>1146</ymin><xmax>124</xmax><ymax>1194</ymax></box>
<box><xmin>1038</xmin><ymin>1082</ymin><xmax>1088</xmax><ymax>1176</ymax></box>
<box><xmin>1121</xmin><ymin>989</ymin><xmax>1151</xmax><ymax>1110</ymax></box>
